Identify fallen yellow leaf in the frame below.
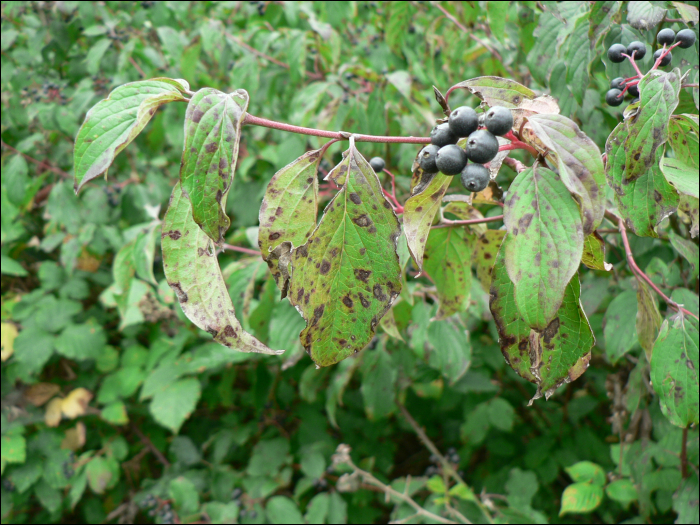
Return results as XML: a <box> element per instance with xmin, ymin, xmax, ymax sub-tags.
<box><xmin>45</xmin><ymin>397</ymin><xmax>63</xmax><ymax>427</ymax></box>
<box><xmin>61</xmin><ymin>388</ymin><xmax>93</xmax><ymax>419</ymax></box>
<box><xmin>1</xmin><ymin>323</ymin><xmax>18</xmax><ymax>362</ymax></box>
<box><xmin>61</xmin><ymin>422</ymin><xmax>86</xmax><ymax>450</ymax></box>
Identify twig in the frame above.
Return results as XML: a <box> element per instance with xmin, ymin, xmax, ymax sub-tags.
<box><xmin>503</xmin><ymin>156</ymin><xmax>528</xmax><ymax>173</ymax></box>
<box><xmin>432</xmin><ymin>215</ymin><xmax>504</xmax><ymax>229</ymax></box>
<box><xmin>221</xmin><ymin>243</ymin><xmax>261</xmax><ymax>256</ymax></box>
<box><xmin>621</xmin><ymin>52</ymin><xmax>644</xmax><ymax>78</ymax></box>
<box><xmin>131</xmin><ymin>424</ymin><xmax>170</xmax><ymax>468</ymax></box>
<box><xmin>129</xmin><ymin>56</ymin><xmax>147</xmax><ymax>78</ymax></box>
<box><xmin>681</xmin><ymin>426</ymin><xmax>689</xmax><ymax>479</ymax></box>
<box><xmin>332</xmin><ymin>445</ymin><xmax>458</xmax><ymax>524</ymax></box>
<box><xmin>606</xmin><ymin>211</ymin><xmax>699</xmax><ymax>320</ymax></box>
<box><xmin>1</xmin><ymin>140</ymin><xmax>71</xmax><ymax>178</ymax></box>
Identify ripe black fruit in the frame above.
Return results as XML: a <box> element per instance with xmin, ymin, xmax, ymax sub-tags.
<box><xmin>627</xmin><ymin>83</ymin><xmax>639</xmax><ymax>97</ymax></box>
<box><xmin>466</xmin><ymin>130</ymin><xmax>499</xmax><ymax>164</ymax></box>
<box><xmin>608</xmin><ymin>43</ymin><xmax>627</xmax><ymax>63</ymax></box>
<box><xmin>626</xmin><ymin>41</ymin><xmax>646</xmax><ymax>60</ymax></box>
<box><xmin>435</xmin><ymin>145</ymin><xmax>467</xmax><ymax>175</ymax></box>
<box><xmin>484</xmin><ymin>106</ymin><xmax>513</xmax><ymax>136</ymax></box>
<box><xmin>460</xmin><ymin>163</ymin><xmax>490</xmax><ymax>193</ymax></box>
<box><xmin>418</xmin><ymin>144</ymin><xmax>440</xmax><ymax>173</ymax></box>
<box><xmin>653</xmin><ymin>49</ymin><xmax>672</xmax><ymax>66</ymax></box>
<box><xmin>448</xmin><ymin>106</ymin><xmax>478</xmax><ymax>138</ymax></box>
<box><xmin>606</xmin><ymin>88</ymin><xmax>624</xmax><ymax>106</ymax></box>
<box><xmin>675</xmin><ymin>29</ymin><xmax>696</xmax><ymax>49</ymax></box>
<box><xmin>430</xmin><ymin>123</ymin><xmax>458</xmax><ymax>147</ymax></box>
<box><xmin>657</xmin><ymin>28</ymin><xmax>675</xmax><ymax>46</ymax></box>
<box><xmin>369</xmin><ymin>157</ymin><xmax>385</xmax><ymax>172</ymax></box>
<box><xmin>610</xmin><ymin>77</ymin><xmax>626</xmax><ymax>90</ymax></box>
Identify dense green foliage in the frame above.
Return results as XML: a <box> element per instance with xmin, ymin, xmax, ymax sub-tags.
<box><xmin>1</xmin><ymin>2</ymin><xmax>698</xmax><ymax>524</ymax></box>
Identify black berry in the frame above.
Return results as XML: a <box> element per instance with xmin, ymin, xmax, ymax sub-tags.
<box><xmin>448</xmin><ymin>106</ymin><xmax>478</xmax><ymax>138</ymax></box>
<box><xmin>369</xmin><ymin>157</ymin><xmax>385</xmax><ymax>172</ymax></box>
<box><xmin>435</xmin><ymin>145</ymin><xmax>467</xmax><ymax>175</ymax></box>
<box><xmin>657</xmin><ymin>28</ymin><xmax>675</xmax><ymax>46</ymax></box>
<box><xmin>610</xmin><ymin>77</ymin><xmax>626</xmax><ymax>90</ymax></box>
<box><xmin>605</xmin><ymin>88</ymin><xmax>624</xmax><ymax>106</ymax></box>
<box><xmin>675</xmin><ymin>29</ymin><xmax>696</xmax><ymax>49</ymax></box>
<box><xmin>430</xmin><ymin>123</ymin><xmax>458</xmax><ymax>147</ymax></box>
<box><xmin>460</xmin><ymin>164</ymin><xmax>490</xmax><ymax>193</ymax></box>
<box><xmin>465</xmin><ymin>130</ymin><xmax>499</xmax><ymax>164</ymax></box>
<box><xmin>626</xmin><ymin>41</ymin><xmax>646</xmax><ymax>60</ymax></box>
<box><xmin>653</xmin><ymin>49</ymin><xmax>672</xmax><ymax>67</ymax></box>
<box><xmin>627</xmin><ymin>83</ymin><xmax>639</xmax><ymax>97</ymax></box>
<box><xmin>484</xmin><ymin>106</ymin><xmax>514</xmax><ymax>136</ymax></box>
<box><xmin>418</xmin><ymin>144</ymin><xmax>440</xmax><ymax>173</ymax></box>
<box><xmin>608</xmin><ymin>43</ymin><xmax>627</xmax><ymax>63</ymax></box>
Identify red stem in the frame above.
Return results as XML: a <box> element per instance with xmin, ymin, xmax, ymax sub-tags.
<box><xmin>384</xmin><ymin>168</ymin><xmax>398</xmax><ymax>201</ymax></box>
<box><xmin>622</xmin><ymin>52</ymin><xmax>644</xmax><ymax>78</ymax></box>
<box><xmin>503</xmin><ymin>156</ymin><xmax>528</xmax><ymax>173</ymax></box>
<box><xmin>651</xmin><ymin>42</ymin><xmax>682</xmax><ymax>70</ymax></box>
<box><xmin>432</xmin><ymin>215</ymin><xmax>504</xmax><ymax>229</ymax></box>
<box><xmin>221</xmin><ymin>244</ymin><xmax>261</xmax><ymax>256</ymax></box>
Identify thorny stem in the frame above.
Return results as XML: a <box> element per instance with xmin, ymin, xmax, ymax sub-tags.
<box><xmin>606</xmin><ymin>211</ymin><xmax>699</xmax><ymax>320</ymax></box>
<box><xmin>432</xmin><ymin>215</ymin><xmax>504</xmax><ymax>229</ymax></box>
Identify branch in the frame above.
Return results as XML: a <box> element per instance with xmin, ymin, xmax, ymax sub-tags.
<box><xmin>1</xmin><ymin>140</ymin><xmax>71</xmax><ymax>178</ymax></box>
<box><xmin>131</xmin><ymin>424</ymin><xmax>170</xmax><ymax>468</ymax></box>
<box><xmin>681</xmin><ymin>426</ymin><xmax>689</xmax><ymax>479</ymax></box>
<box><xmin>432</xmin><ymin>215</ymin><xmax>504</xmax><ymax>229</ymax></box>
<box><xmin>606</xmin><ymin>211</ymin><xmax>699</xmax><ymax>320</ymax></box>
<box><xmin>243</xmin><ymin>114</ymin><xmax>431</xmax><ymax>144</ymax></box>
<box><xmin>331</xmin><ymin>444</ymin><xmax>459</xmax><ymax>525</ymax></box>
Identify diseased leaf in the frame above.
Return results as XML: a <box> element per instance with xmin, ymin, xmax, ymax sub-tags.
<box><xmin>454</xmin><ymin>76</ymin><xmax>536</xmax><ymax>108</ymax></box>
<box><xmin>379</xmin><ymin>306</ymin><xmax>403</xmax><ymax>342</ymax></box>
<box><xmin>604</xmin><ymin>290</ymin><xmax>638</xmax><ymax>364</ymax></box>
<box><xmin>162</xmin><ymin>183</ymin><xmax>282</xmax><ymax>355</ymax></box>
<box><xmin>559</xmin><ymin>482</ymin><xmax>604</xmax><ymax>516</ymax></box>
<box><xmin>490</xmin><ymin>242</ymin><xmax>594</xmax><ymax>403</ymax></box>
<box><xmin>423</xmin><ymin>227</ymin><xmax>474</xmax><ymax>320</ymax></box>
<box><xmin>258</xmin><ymin>150</ymin><xmax>320</xmax><ymax>297</ymax></box>
<box><xmin>288</xmin><ymin>145</ymin><xmax>401</xmax><ymax>367</ymax></box>
<box><xmin>650</xmin><ymin>315</ymin><xmax>699</xmax><ymax>427</ymax></box>
<box><xmin>627</xmin><ymin>1</ymin><xmax>666</xmax><ymax>30</ymax></box>
<box><xmin>74</xmin><ymin>78</ymin><xmax>189</xmax><ymax>192</ymax></box>
<box><xmin>565</xmin><ymin>461</ymin><xmax>606</xmax><ymax>486</ymax></box>
<box><xmin>588</xmin><ymin>2</ymin><xmax>622</xmax><ymax>48</ymax></box>
<box><xmin>179</xmin><ymin>88</ymin><xmax>249</xmax><ymax>243</ymax></box>
<box><xmin>667</xmin><ymin>116</ymin><xmax>699</xmax><ymax>169</ymax></box>
<box><xmin>636</xmin><ymin>279</ymin><xmax>661</xmax><ymax>361</ymax></box>
<box><xmin>403</xmin><ymin>172</ymin><xmax>451</xmax><ymax>273</ymax></box>
<box><xmin>678</xmin><ymin>195</ymin><xmax>699</xmax><ymax>238</ymax></box>
<box><xmin>503</xmin><ymin>165</ymin><xmax>584</xmax><ymax>330</ymax></box>
<box><xmin>474</xmin><ymin>229</ymin><xmax>506</xmax><ymax>289</ymax></box>
<box><xmin>528</xmin><ymin>114</ymin><xmax>606</xmax><ymax>234</ymax></box>
<box><xmin>581</xmin><ymin>232</ymin><xmax>611</xmax><ymax>271</ymax></box>
<box><xmin>660</xmin><ymin>156</ymin><xmax>699</xmax><ymax>198</ymax></box>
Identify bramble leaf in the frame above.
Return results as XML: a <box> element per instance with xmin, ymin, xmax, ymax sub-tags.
<box><xmin>559</xmin><ymin>482</ymin><xmax>604</xmax><ymax>516</ymax></box>
<box><xmin>288</xmin><ymin>145</ymin><xmax>401</xmax><ymax>367</ymax></box>
<box><xmin>503</xmin><ymin>164</ymin><xmax>584</xmax><ymax>330</ymax></box>
<box><xmin>162</xmin><ymin>183</ymin><xmax>281</xmax><ymax>355</ymax></box>
<box><xmin>74</xmin><ymin>78</ymin><xmax>189</xmax><ymax>192</ymax></box>
<box><xmin>179</xmin><ymin>88</ymin><xmax>249</xmax><ymax>243</ymax></box>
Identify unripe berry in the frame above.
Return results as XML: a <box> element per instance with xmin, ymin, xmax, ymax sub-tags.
<box><xmin>675</xmin><ymin>29</ymin><xmax>696</xmax><ymax>49</ymax></box>
<box><xmin>606</xmin><ymin>88</ymin><xmax>624</xmax><ymax>106</ymax></box>
<box><xmin>460</xmin><ymin>163</ymin><xmax>490</xmax><ymax>193</ymax></box>
<box><xmin>653</xmin><ymin>49</ymin><xmax>672</xmax><ymax>66</ymax></box>
<box><xmin>484</xmin><ymin>106</ymin><xmax>513</xmax><ymax>136</ymax></box>
<box><xmin>430</xmin><ymin>123</ymin><xmax>458</xmax><ymax>147</ymax></box>
<box><xmin>448</xmin><ymin>106</ymin><xmax>478</xmax><ymax>138</ymax></box>
<box><xmin>626</xmin><ymin>41</ymin><xmax>646</xmax><ymax>60</ymax></box>
<box><xmin>369</xmin><ymin>157</ymin><xmax>385</xmax><ymax>172</ymax></box>
<box><xmin>465</xmin><ymin>130</ymin><xmax>499</xmax><ymax>164</ymax></box>
<box><xmin>418</xmin><ymin>144</ymin><xmax>440</xmax><ymax>173</ymax></box>
<box><xmin>608</xmin><ymin>43</ymin><xmax>627</xmax><ymax>63</ymax></box>
<box><xmin>657</xmin><ymin>28</ymin><xmax>675</xmax><ymax>46</ymax></box>
<box><xmin>435</xmin><ymin>145</ymin><xmax>467</xmax><ymax>176</ymax></box>
<box><xmin>610</xmin><ymin>77</ymin><xmax>626</xmax><ymax>90</ymax></box>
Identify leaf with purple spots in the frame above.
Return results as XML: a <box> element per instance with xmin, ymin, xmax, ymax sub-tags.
<box><xmin>288</xmin><ymin>144</ymin><xmax>402</xmax><ymax>367</ymax></box>
<box><xmin>179</xmin><ymin>88</ymin><xmax>249</xmax><ymax>243</ymax></box>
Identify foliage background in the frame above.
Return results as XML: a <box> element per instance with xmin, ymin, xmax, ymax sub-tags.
<box><xmin>1</xmin><ymin>1</ymin><xmax>698</xmax><ymax>524</ymax></box>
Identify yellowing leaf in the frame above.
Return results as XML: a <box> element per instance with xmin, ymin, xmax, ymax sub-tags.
<box><xmin>24</xmin><ymin>383</ymin><xmax>61</xmax><ymax>407</ymax></box>
<box><xmin>1</xmin><ymin>322</ymin><xmax>18</xmax><ymax>361</ymax></box>
<box><xmin>61</xmin><ymin>388</ymin><xmax>93</xmax><ymax>419</ymax></box>
<box><xmin>61</xmin><ymin>422</ymin><xmax>86</xmax><ymax>451</ymax></box>
<box><xmin>45</xmin><ymin>397</ymin><xmax>64</xmax><ymax>427</ymax></box>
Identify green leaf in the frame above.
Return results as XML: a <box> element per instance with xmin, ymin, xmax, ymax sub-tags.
<box><xmin>361</xmin><ymin>349</ymin><xmax>397</xmax><ymax>419</ymax></box>
<box><xmin>604</xmin><ymin>290</ymin><xmax>638</xmax><ymax>364</ymax></box>
<box><xmin>85</xmin><ymin>38</ymin><xmax>111</xmax><ymax>76</ymax></box>
<box><xmin>133</xmin><ymin>222</ymin><xmax>159</xmax><ymax>285</ymax></box>
<box><xmin>258</xmin><ymin>150</ymin><xmax>320</xmax><ymax>297</ymax></box>
<box><xmin>528</xmin><ymin>114</ymin><xmax>605</xmax><ymax>235</ymax></box>
<box><xmin>626</xmin><ymin>1</ymin><xmax>666</xmax><ymax>30</ymax></box>
<box><xmin>669</xmin><ymin>231</ymin><xmax>698</xmax><ymax>278</ymax></box>
<box><xmin>55</xmin><ymin>320</ymin><xmax>106</xmax><ymax>361</ymax></box>
<box><xmin>0</xmin><ymin>255</ymin><xmax>27</xmax><ymax>276</ymax></box>
<box><xmin>305</xmin><ymin>493</ymin><xmax>330</xmax><ymax>524</ymax></box>
<box><xmin>506</xmin><ymin>468</ymin><xmax>539</xmax><ymax>509</ymax></box>
<box><xmin>101</xmin><ymin>402</ymin><xmax>128</xmax><ymax>425</ymax></box>
<box><xmin>636</xmin><ymin>279</ymin><xmax>661</xmax><ymax>361</ymax></box>
<box><xmin>204</xmin><ymin>502</ymin><xmax>239</xmax><ymax>524</ymax></box>
<box><xmin>162</xmin><ymin>183</ymin><xmax>281</xmax><ymax>354</ymax></box>
<box><xmin>650</xmin><ymin>315</ymin><xmax>699</xmax><ymax>427</ymax></box>
<box><xmin>503</xmin><ymin>164</ymin><xmax>584</xmax><ymax>330</ymax></box>
<box><xmin>581</xmin><ymin>232</ymin><xmax>611</xmax><ymax>271</ymax></box>
<box><xmin>34</xmin><ymin>479</ymin><xmax>62</xmax><ymax>513</ymax></box>
<box><xmin>386</xmin><ymin>2</ymin><xmax>413</xmax><ymax>53</ymax></box>
<box><xmin>423</xmin><ymin>227</ymin><xmax>474</xmax><ymax>319</ymax></box>
<box><xmin>474</xmin><ymin>229</ymin><xmax>506</xmax><ymax>289</ymax></box>
<box><xmin>606</xmin><ymin>478</ymin><xmax>637</xmax><ymax>506</ymax></box>
<box><xmin>667</xmin><ymin>116</ymin><xmax>699</xmax><ymax>169</ymax></box>
<box><xmin>559</xmin><ymin>482</ymin><xmax>604</xmax><ymax>516</ymax></box>
<box><xmin>526</xmin><ymin>12</ymin><xmax>565</xmax><ymax>85</ymax></box>
<box><xmin>265</xmin><ymin>496</ymin><xmax>304</xmax><ymax>524</ymax></box>
<box><xmin>149</xmin><ymin>377</ymin><xmax>202</xmax><ymax>433</ymax></box>
<box><xmin>660</xmin><ymin>156</ymin><xmax>700</xmax><ymax>199</ymax></box>
<box><xmin>673</xmin><ymin>476</ymin><xmax>699</xmax><ymax>525</ymax></box>
<box><xmin>288</xmin><ymin>145</ymin><xmax>402</xmax><ymax>367</ymax></box>
<box><xmin>454</xmin><ymin>76</ymin><xmax>536</xmax><ymax>108</ymax></box>
<box><xmin>179</xmin><ymin>88</ymin><xmax>249</xmax><ymax>243</ymax></box>
<box><xmin>8</xmin><ymin>457</ymin><xmax>42</xmax><ymax>493</ymax></box>
<box><xmin>1</xmin><ymin>435</ymin><xmax>26</xmax><ymax>464</ymax></box>
<box><xmin>85</xmin><ymin>457</ymin><xmax>113</xmax><ymax>495</ymax></box>
<box><xmin>328</xmin><ymin>492</ymin><xmax>347</xmax><ymax>523</ymax></box>
<box><xmin>426</xmin><ymin>318</ymin><xmax>471</xmax><ymax>385</ymax></box>
<box><xmin>68</xmin><ymin>470</ymin><xmax>87</xmax><ymax>510</ymax></box>
<box><xmin>169</xmin><ymin>476</ymin><xmax>200</xmax><ymax>516</ymax></box>
<box><xmin>13</xmin><ymin>329</ymin><xmax>55</xmax><ymax>376</ymax></box>
<box><xmin>588</xmin><ymin>2</ymin><xmax>622</xmax><ymax>48</ymax></box>
<box><xmin>565</xmin><ymin>461</ymin><xmax>606</xmax><ymax>486</ymax></box>
<box><xmin>564</xmin><ymin>16</ymin><xmax>591</xmax><ymax>105</ymax></box>
<box><xmin>74</xmin><ymin>78</ymin><xmax>189</xmax><ymax>192</ymax></box>
<box><xmin>486</xmin><ymin>3</ymin><xmax>508</xmax><ymax>46</ymax></box>
<box><xmin>426</xmin><ymin>475</ymin><xmax>447</xmax><ymax>494</ymax></box>
<box><xmin>490</xmin><ymin>243</ymin><xmax>594</xmax><ymax>402</ymax></box>
<box><xmin>403</xmin><ymin>172</ymin><xmax>451</xmax><ymax>273</ymax></box>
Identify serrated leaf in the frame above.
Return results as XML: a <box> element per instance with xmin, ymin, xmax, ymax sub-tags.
<box><xmin>503</xmin><ymin>165</ymin><xmax>584</xmax><ymax>330</ymax></box>
<box><xmin>426</xmin><ymin>318</ymin><xmax>471</xmax><ymax>385</ymax></box>
<box><xmin>627</xmin><ymin>1</ymin><xmax>666</xmax><ymax>30</ymax></box>
<box><xmin>169</xmin><ymin>476</ymin><xmax>200</xmax><ymax>515</ymax></box>
<box><xmin>162</xmin><ymin>183</ymin><xmax>281</xmax><ymax>355</ymax></box>
<box><xmin>423</xmin><ymin>227</ymin><xmax>474</xmax><ymax>319</ymax></box>
<box><xmin>258</xmin><ymin>150</ymin><xmax>320</xmax><ymax>297</ymax></box>
<box><xmin>565</xmin><ymin>461</ymin><xmax>606</xmax><ymax>486</ymax></box>
<box><xmin>453</xmin><ymin>76</ymin><xmax>536</xmax><ymax>108</ymax></box>
<box><xmin>179</xmin><ymin>88</ymin><xmax>248</xmax><ymax>243</ymax></box>
<box><xmin>650</xmin><ymin>315</ymin><xmax>699</xmax><ymax>427</ymax></box>
<box><xmin>74</xmin><ymin>78</ymin><xmax>189</xmax><ymax>192</ymax></box>
<box><xmin>559</xmin><ymin>482</ymin><xmax>604</xmax><ymax>515</ymax></box>
<box><xmin>636</xmin><ymin>279</ymin><xmax>661</xmax><ymax>361</ymax></box>
<box><xmin>1</xmin><ymin>435</ymin><xmax>26</xmax><ymax>464</ymax></box>
<box><xmin>581</xmin><ymin>232</ymin><xmax>611</xmax><ymax>271</ymax></box>
<box><xmin>149</xmin><ymin>377</ymin><xmax>201</xmax><ymax>433</ymax></box>
<box><xmin>288</xmin><ymin>146</ymin><xmax>401</xmax><ymax>367</ymax></box>
<box><xmin>605</xmin><ymin>478</ymin><xmax>637</xmax><ymax>505</ymax></box>
<box><xmin>528</xmin><ymin>114</ymin><xmax>605</xmax><ymax>235</ymax></box>
<box><xmin>490</xmin><ymin>243</ymin><xmax>593</xmax><ymax>402</ymax></box>
<box><xmin>474</xmin><ymin>229</ymin><xmax>506</xmax><ymax>289</ymax></box>
<box><xmin>403</xmin><ymin>172</ymin><xmax>451</xmax><ymax>273</ymax></box>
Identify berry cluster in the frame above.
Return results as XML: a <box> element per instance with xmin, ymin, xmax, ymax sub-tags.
<box><xmin>419</xmin><ymin>105</ymin><xmax>513</xmax><ymax>193</ymax></box>
<box><xmin>605</xmin><ymin>28</ymin><xmax>696</xmax><ymax>107</ymax></box>
<box><xmin>424</xmin><ymin>448</ymin><xmax>463</xmax><ymax>477</ymax></box>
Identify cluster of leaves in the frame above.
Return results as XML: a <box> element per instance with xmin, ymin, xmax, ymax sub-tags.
<box><xmin>1</xmin><ymin>2</ymin><xmax>698</xmax><ymax>524</ymax></box>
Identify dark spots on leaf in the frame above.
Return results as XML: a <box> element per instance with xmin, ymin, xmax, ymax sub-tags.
<box><xmin>205</xmin><ymin>326</ymin><xmax>218</xmax><ymax>336</ymax></box>
<box><xmin>383</xmin><ymin>201</ymin><xmax>391</xmax><ymax>209</ymax></box>
<box><xmin>534</xmin><ymin>252</ymin><xmax>541</xmax><ymax>266</ymax></box>
<box><xmin>169</xmin><ymin>282</ymin><xmax>188</xmax><ymax>303</ymax></box>
<box><xmin>355</xmin><ymin>269</ymin><xmax>372</xmax><ymax>282</ymax></box>
<box><xmin>550</xmin><ymin>260</ymin><xmax>559</xmax><ymax>268</ymax></box>
<box><xmin>359</xmin><ymin>293</ymin><xmax>370</xmax><ymax>308</ymax></box>
<box><xmin>224</xmin><ymin>325</ymin><xmax>237</xmax><ymax>338</ymax></box>
<box><xmin>688</xmin><ymin>360</ymin><xmax>695</xmax><ymax>370</ymax></box>
<box><xmin>349</xmin><ymin>192</ymin><xmax>362</xmax><ymax>205</ymax></box>
<box><xmin>275</xmin><ymin>206</ymin><xmax>283</xmax><ymax>216</ymax></box>
<box><xmin>339</xmin><ymin>339</ymin><xmax>347</xmax><ymax>346</ymax></box>
<box><xmin>542</xmin><ymin>318</ymin><xmax>560</xmax><ymax>344</ymax></box>
<box><xmin>297</xmin><ymin>244</ymin><xmax>308</xmax><ymax>257</ymax></box>
<box><xmin>368</xmin><ymin>225</ymin><xmax>377</xmax><ymax>233</ymax></box>
<box><xmin>192</xmin><ymin>108</ymin><xmax>204</xmax><ymax>123</ymax></box>
<box><xmin>359</xmin><ymin>248</ymin><xmax>366</xmax><ymax>256</ymax></box>
<box><xmin>653</xmin><ymin>190</ymin><xmax>662</xmax><ymax>202</ymax></box>
<box><xmin>296</xmin><ymin>287</ymin><xmax>304</xmax><ymax>302</ymax></box>
<box><xmin>373</xmin><ymin>284</ymin><xmax>387</xmax><ymax>301</ymax></box>
<box><xmin>205</xmin><ymin>142</ymin><xmax>218</xmax><ymax>153</ymax></box>
<box><xmin>162</xmin><ymin>230</ymin><xmax>182</xmax><ymax>240</ymax></box>
<box><xmin>342</xmin><ymin>295</ymin><xmax>354</xmax><ymax>308</ymax></box>
<box><xmin>306</xmin><ymin>177</ymin><xmax>313</xmax><ymax>184</ymax></box>
<box><xmin>353</xmin><ymin>214</ymin><xmax>371</xmax><ymax>227</ymax></box>
<box><xmin>313</xmin><ymin>305</ymin><xmax>325</xmax><ymax>323</ymax></box>
<box><xmin>416</xmin><ymin>206</ymin><xmax>423</xmax><ymax>212</ymax></box>
<box><xmin>216</xmin><ymin>190</ymin><xmax>223</xmax><ymax>203</ymax></box>
<box><xmin>320</xmin><ymin>260</ymin><xmax>331</xmax><ymax>274</ymax></box>
<box><xmin>269</xmin><ymin>232</ymin><xmax>281</xmax><ymax>240</ymax></box>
